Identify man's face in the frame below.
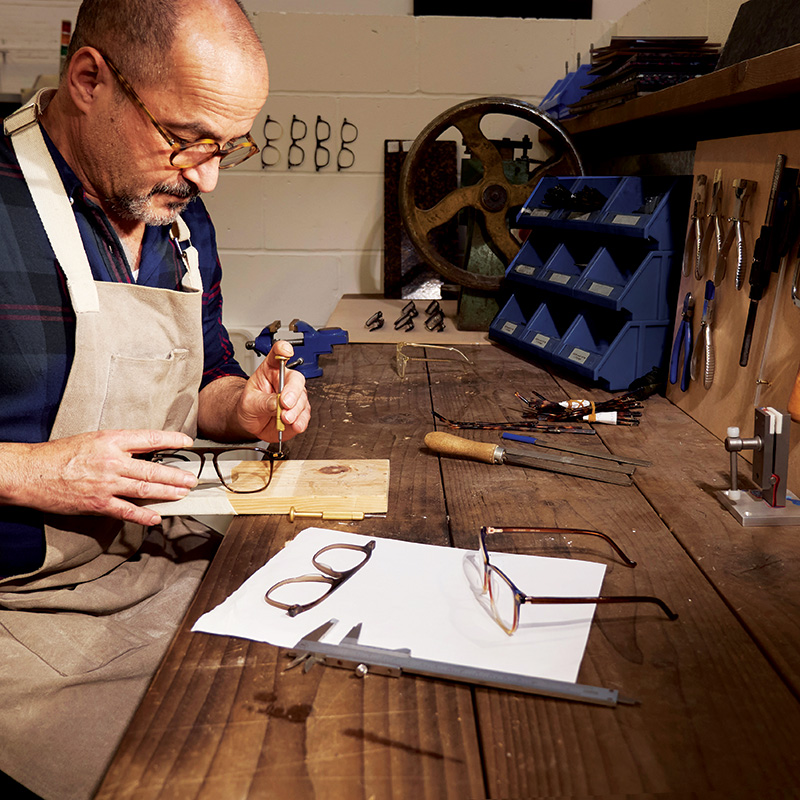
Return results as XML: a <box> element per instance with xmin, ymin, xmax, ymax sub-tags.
<box><xmin>94</xmin><ymin>38</ymin><xmax>268</xmax><ymax>227</ymax></box>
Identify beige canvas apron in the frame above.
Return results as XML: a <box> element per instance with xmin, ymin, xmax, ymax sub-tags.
<box><xmin>0</xmin><ymin>92</ymin><xmax>216</xmax><ymax>800</ymax></box>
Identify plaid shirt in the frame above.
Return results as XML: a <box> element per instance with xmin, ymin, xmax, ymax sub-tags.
<box><xmin>0</xmin><ymin>123</ymin><xmax>247</xmax><ymax>576</ymax></box>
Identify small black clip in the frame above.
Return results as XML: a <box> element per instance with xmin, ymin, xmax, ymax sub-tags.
<box><xmin>425</xmin><ymin>300</ymin><xmax>441</xmax><ymax>316</ymax></box>
<box><xmin>365</xmin><ymin>311</ymin><xmax>384</xmax><ymax>331</ymax></box>
<box><xmin>394</xmin><ymin>314</ymin><xmax>414</xmax><ymax>331</ymax></box>
<box><xmin>425</xmin><ymin>310</ymin><xmax>445</xmax><ymax>332</ymax></box>
<box><xmin>401</xmin><ymin>300</ymin><xmax>418</xmax><ymax>319</ymax></box>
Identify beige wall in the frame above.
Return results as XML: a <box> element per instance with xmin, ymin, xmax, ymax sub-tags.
<box><xmin>0</xmin><ymin>0</ymin><xmax>744</xmax><ymax>351</ymax></box>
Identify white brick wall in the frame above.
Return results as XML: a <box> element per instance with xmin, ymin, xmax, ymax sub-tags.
<box><xmin>0</xmin><ymin>0</ymin><xmax>743</xmax><ymax>345</ymax></box>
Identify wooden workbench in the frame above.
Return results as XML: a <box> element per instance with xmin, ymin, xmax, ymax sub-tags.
<box><xmin>96</xmin><ymin>343</ymin><xmax>800</xmax><ymax>798</ymax></box>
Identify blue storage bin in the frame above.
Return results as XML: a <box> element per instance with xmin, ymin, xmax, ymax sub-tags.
<box><xmin>490</xmin><ymin>174</ymin><xmax>688</xmax><ymax>391</ymax></box>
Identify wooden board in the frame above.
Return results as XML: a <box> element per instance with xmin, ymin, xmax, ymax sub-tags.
<box><xmin>146</xmin><ymin>458</ymin><xmax>389</xmax><ymax>516</ymax></box>
<box><xmin>665</xmin><ymin>130</ymin><xmax>800</xmax><ymax>496</ymax></box>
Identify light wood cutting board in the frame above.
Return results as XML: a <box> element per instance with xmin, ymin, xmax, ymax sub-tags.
<box><xmin>145</xmin><ymin>459</ymin><xmax>390</xmax><ymax>517</ymax></box>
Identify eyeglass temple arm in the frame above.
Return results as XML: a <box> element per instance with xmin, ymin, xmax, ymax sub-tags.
<box><xmin>483</xmin><ymin>526</ymin><xmax>637</xmax><ymax>567</ymax></box>
<box><xmin>521</xmin><ymin>594</ymin><xmax>678</xmax><ymax>620</ymax></box>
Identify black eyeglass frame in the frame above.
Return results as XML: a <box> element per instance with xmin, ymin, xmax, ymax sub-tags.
<box><xmin>479</xmin><ymin>526</ymin><xmax>678</xmax><ymax>635</ymax></box>
<box><xmin>314</xmin><ymin>115</ymin><xmax>331</xmax><ymax>171</ymax></box>
<box><xmin>336</xmin><ymin>118</ymin><xmax>358</xmax><ymax>171</ymax></box>
<box><xmin>142</xmin><ymin>446</ymin><xmax>274</xmax><ymax>494</ymax></box>
<box><xmin>264</xmin><ymin>539</ymin><xmax>376</xmax><ymax>617</ymax></box>
<box><xmin>288</xmin><ymin>114</ymin><xmax>307</xmax><ymax>169</ymax></box>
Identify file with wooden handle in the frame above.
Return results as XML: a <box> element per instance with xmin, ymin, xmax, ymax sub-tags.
<box><xmin>424</xmin><ymin>432</ymin><xmax>633</xmax><ymax>486</ymax></box>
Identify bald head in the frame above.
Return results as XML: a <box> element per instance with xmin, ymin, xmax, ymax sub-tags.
<box><xmin>65</xmin><ymin>0</ymin><xmax>265</xmax><ymax>88</ymax></box>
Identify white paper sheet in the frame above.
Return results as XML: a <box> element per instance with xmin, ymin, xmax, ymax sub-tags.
<box><xmin>192</xmin><ymin>527</ymin><xmax>607</xmax><ymax>683</ymax></box>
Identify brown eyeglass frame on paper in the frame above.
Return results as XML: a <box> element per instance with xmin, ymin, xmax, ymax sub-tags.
<box><xmin>265</xmin><ymin>540</ymin><xmax>376</xmax><ymax>617</ymax></box>
<box><xmin>101</xmin><ymin>53</ymin><xmax>259</xmax><ymax>170</ymax></box>
<box><xmin>479</xmin><ymin>526</ymin><xmax>678</xmax><ymax>635</ymax></box>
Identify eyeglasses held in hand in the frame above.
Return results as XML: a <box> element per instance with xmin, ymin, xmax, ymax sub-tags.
<box><xmin>395</xmin><ymin>342</ymin><xmax>471</xmax><ymax>378</ymax></box>
<box><xmin>479</xmin><ymin>526</ymin><xmax>678</xmax><ymax>635</ymax></box>
<box><xmin>143</xmin><ymin>446</ymin><xmax>274</xmax><ymax>494</ymax></box>
<box><xmin>265</xmin><ymin>539</ymin><xmax>376</xmax><ymax>616</ymax></box>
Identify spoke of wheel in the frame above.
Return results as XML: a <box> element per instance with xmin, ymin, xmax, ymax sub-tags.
<box><xmin>483</xmin><ymin>210</ymin><xmax>521</xmax><ymax>262</ymax></box>
<box><xmin>454</xmin><ymin>114</ymin><xmax>504</xmax><ymax>180</ymax></box>
<box><xmin>411</xmin><ymin>184</ymin><xmax>480</xmax><ymax>235</ymax></box>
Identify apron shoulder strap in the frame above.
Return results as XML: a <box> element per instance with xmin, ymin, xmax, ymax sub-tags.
<box><xmin>170</xmin><ymin>216</ymin><xmax>203</xmax><ymax>293</ymax></box>
<box><xmin>6</xmin><ymin>89</ymin><xmax>100</xmax><ymax>314</ymax></box>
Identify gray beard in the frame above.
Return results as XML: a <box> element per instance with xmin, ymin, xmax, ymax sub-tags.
<box><xmin>111</xmin><ymin>181</ymin><xmax>199</xmax><ymax>226</ymax></box>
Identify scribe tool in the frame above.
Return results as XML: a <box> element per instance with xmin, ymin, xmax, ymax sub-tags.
<box><xmin>425</xmin><ymin>431</ymin><xmax>634</xmax><ymax>485</ymax></box>
<box><xmin>276</xmin><ymin>354</ymin><xmax>288</xmax><ymax>456</ymax></box>
<box><xmin>285</xmin><ymin>619</ymin><xmax>637</xmax><ymax>708</ymax></box>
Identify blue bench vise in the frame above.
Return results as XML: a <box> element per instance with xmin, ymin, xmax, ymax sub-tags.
<box><xmin>246</xmin><ymin>319</ymin><xmax>349</xmax><ymax>378</ymax></box>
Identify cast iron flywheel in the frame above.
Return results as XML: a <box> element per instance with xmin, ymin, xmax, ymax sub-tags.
<box><xmin>399</xmin><ymin>96</ymin><xmax>584</xmax><ymax>292</ymax></box>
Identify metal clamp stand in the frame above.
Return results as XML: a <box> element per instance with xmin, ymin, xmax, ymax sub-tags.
<box><xmin>716</xmin><ymin>406</ymin><xmax>800</xmax><ymax>526</ymax></box>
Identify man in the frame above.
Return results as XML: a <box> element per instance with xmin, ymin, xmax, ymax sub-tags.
<box><xmin>0</xmin><ymin>1</ymin><xmax>308</xmax><ymax>797</ymax></box>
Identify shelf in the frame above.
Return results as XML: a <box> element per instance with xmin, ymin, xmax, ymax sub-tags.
<box><xmin>557</xmin><ymin>43</ymin><xmax>800</xmax><ymax>155</ymax></box>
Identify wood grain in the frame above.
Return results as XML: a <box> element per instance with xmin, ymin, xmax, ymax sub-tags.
<box><xmin>97</xmin><ymin>343</ymin><xmax>800</xmax><ymax>798</ymax></box>
<box><xmin>427</xmin><ymin>344</ymin><xmax>800</xmax><ymax>796</ymax></box>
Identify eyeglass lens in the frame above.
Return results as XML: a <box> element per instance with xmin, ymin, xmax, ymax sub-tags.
<box><xmin>289</xmin><ymin>115</ymin><xmax>307</xmax><ymax>168</ymax></box>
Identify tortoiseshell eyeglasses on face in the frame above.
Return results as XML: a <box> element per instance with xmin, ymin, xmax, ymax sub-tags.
<box><xmin>101</xmin><ymin>53</ymin><xmax>259</xmax><ymax>170</ymax></box>
<box><xmin>478</xmin><ymin>526</ymin><xmax>678</xmax><ymax>635</ymax></box>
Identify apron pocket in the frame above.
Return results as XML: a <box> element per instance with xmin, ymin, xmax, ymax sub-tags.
<box><xmin>0</xmin><ymin>609</ymin><xmax>150</xmax><ymax>677</ymax></box>
<box><xmin>99</xmin><ymin>349</ymin><xmax>197</xmax><ymax>431</ymax></box>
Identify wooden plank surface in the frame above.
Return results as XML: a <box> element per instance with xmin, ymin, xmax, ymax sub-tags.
<box><xmin>97</xmin><ymin>342</ymin><xmax>800</xmax><ymax>798</ymax></box>
<box><xmin>97</xmin><ymin>344</ymin><xmax>485</xmax><ymax>800</ymax></box>
<box><xmin>426</xmin><ymin>345</ymin><xmax>800</xmax><ymax>796</ymax></box>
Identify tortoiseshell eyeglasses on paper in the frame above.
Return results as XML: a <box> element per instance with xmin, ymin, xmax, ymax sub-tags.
<box><xmin>478</xmin><ymin>526</ymin><xmax>678</xmax><ymax>635</ymax></box>
<box><xmin>265</xmin><ymin>540</ymin><xmax>376</xmax><ymax>617</ymax></box>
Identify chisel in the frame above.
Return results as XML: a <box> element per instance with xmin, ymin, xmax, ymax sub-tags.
<box><xmin>425</xmin><ymin>432</ymin><xmax>633</xmax><ymax>486</ymax></box>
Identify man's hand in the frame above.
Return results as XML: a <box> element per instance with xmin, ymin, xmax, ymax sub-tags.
<box><xmin>0</xmin><ymin>429</ymin><xmax>199</xmax><ymax>527</ymax></box>
<box><xmin>234</xmin><ymin>341</ymin><xmax>311</xmax><ymax>442</ymax></box>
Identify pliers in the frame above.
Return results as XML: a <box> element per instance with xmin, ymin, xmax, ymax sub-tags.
<box><xmin>669</xmin><ymin>291</ymin><xmax>694</xmax><ymax>391</ymax></box>
<box><xmin>683</xmin><ymin>174</ymin><xmax>707</xmax><ymax>277</ymax></box>
<box><xmin>690</xmin><ymin>280</ymin><xmax>716</xmax><ymax>389</ymax></box>
<box><xmin>699</xmin><ymin>169</ymin><xmax>725</xmax><ymax>280</ymax></box>
<box><xmin>715</xmin><ymin>178</ymin><xmax>755</xmax><ymax>288</ymax></box>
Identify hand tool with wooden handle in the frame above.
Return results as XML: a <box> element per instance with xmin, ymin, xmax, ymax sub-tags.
<box><xmin>425</xmin><ymin>432</ymin><xmax>633</xmax><ymax>486</ymax></box>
